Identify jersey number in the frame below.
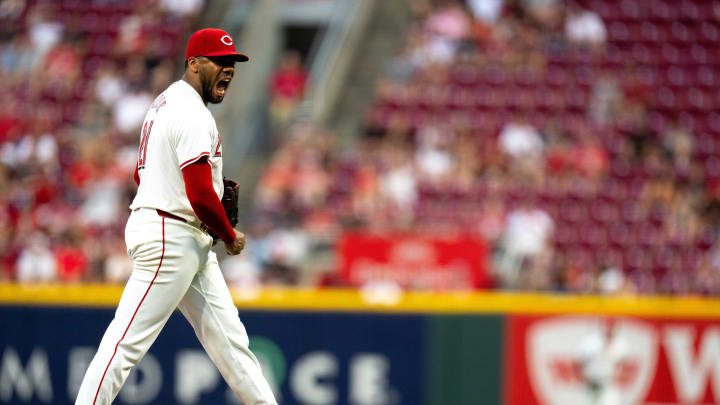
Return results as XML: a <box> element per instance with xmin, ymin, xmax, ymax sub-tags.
<box><xmin>137</xmin><ymin>120</ymin><xmax>154</xmax><ymax>169</ymax></box>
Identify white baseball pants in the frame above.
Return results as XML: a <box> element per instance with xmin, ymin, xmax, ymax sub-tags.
<box><xmin>75</xmin><ymin>208</ymin><xmax>277</xmax><ymax>405</ymax></box>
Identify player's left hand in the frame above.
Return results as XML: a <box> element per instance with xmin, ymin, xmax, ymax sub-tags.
<box><xmin>225</xmin><ymin>229</ymin><xmax>246</xmax><ymax>255</ymax></box>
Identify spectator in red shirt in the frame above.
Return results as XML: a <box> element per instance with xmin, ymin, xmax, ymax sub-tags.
<box><xmin>0</xmin><ymin>97</ymin><xmax>22</xmax><ymax>144</ymax></box>
<box><xmin>270</xmin><ymin>50</ymin><xmax>308</xmax><ymax>126</ymax></box>
<box><xmin>573</xmin><ymin>130</ymin><xmax>609</xmax><ymax>184</ymax></box>
<box><xmin>55</xmin><ymin>229</ymin><xmax>88</xmax><ymax>282</ymax></box>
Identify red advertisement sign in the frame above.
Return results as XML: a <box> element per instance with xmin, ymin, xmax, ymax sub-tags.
<box><xmin>505</xmin><ymin>315</ymin><xmax>720</xmax><ymax>405</ymax></box>
<box><xmin>339</xmin><ymin>233</ymin><xmax>491</xmax><ymax>289</ymax></box>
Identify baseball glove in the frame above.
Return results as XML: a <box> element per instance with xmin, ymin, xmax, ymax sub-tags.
<box><xmin>209</xmin><ymin>177</ymin><xmax>239</xmax><ymax>244</ymax></box>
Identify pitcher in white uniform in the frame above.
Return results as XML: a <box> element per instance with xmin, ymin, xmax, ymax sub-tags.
<box><xmin>75</xmin><ymin>28</ymin><xmax>278</xmax><ymax>405</ymax></box>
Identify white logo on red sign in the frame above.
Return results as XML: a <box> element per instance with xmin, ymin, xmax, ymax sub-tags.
<box><xmin>220</xmin><ymin>35</ymin><xmax>233</xmax><ymax>46</ymax></box>
<box><xmin>528</xmin><ymin>317</ymin><xmax>657</xmax><ymax>405</ymax></box>
<box><xmin>390</xmin><ymin>240</ymin><xmax>436</xmax><ymax>264</ymax></box>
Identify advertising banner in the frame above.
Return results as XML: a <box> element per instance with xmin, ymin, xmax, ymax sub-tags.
<box><xmin>0</xmin><ymin>307</ymin><xmax>424</xmax><ymax>405</ymax></box>
<box><xmin>6</xmin><ymin>286</ymin><xmax>716</xmax><ymax>405</ymax></box>
<box><xmin>504</xmin><ymin>315</ymin><xmax>720</xmax><ymax>405</ymax></box>
<box><xmin>339</xmin><ymin>233</ymin><xmax>491</xmax><ymax>290</ymax></box>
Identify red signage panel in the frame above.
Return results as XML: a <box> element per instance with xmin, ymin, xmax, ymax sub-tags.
<box><xmin>339</xmin><ymin>233</ymin><xmax>491</xmax><ymax>290</ymax></box>
<box><xmin>505</xmin><ymin>315</ymin><xmax>720</xmax><ymax>405</ymax></box>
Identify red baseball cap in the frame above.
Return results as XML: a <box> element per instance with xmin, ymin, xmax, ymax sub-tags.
<box><xmin>185</xmin><ymin>28</ymin><xmax>249</xmax><ymax>62</ymax></box>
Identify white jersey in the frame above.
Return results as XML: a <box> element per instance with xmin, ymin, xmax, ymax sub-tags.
<box><xmin>129</xmin><ymin>80</ymin><xmax>224</xmax><ymax>223</ymax></box>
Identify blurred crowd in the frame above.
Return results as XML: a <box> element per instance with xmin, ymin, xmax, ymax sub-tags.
<box><xmin>249</xmin><ymin>0</ymin><xmax>720</xmax><ymax>295</ymax></box>
<box><xmin>2</xmin><ymin>0</ymin><xmax>720</xmax><ymax>297</ymax></box>
<box><xmin>0</xmin><ymin>0</ymin><xmax>201</xmax><ymax>283</ymax></box>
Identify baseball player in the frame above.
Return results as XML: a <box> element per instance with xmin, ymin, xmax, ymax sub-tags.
<box><xmin>75</xmin><ymin>28</ymin><xmax>277</xmax><ymax>405</ymax></box>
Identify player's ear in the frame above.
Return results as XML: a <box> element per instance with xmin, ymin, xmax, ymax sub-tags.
<box><xmin>187</xmin><ymin>57</ymin><xmax>200</xmax><ymax>74</ymax></box>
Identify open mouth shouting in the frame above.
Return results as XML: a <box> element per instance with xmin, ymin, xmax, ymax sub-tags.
<box><xmin>215</xmin><ymin>77</ymin><xmax>231</xmax><ymax>100</ymax></box>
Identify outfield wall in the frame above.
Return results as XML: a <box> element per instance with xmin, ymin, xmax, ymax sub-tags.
<box><xmin>1</xmin><ymin>285</ymin><xmax>719</xmax><ymax>405</ymax></box>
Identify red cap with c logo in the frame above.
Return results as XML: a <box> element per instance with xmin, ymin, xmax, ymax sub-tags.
<box><xmin>185</xmin><ymin>28</ymin><xmax>249</xmax><ymax>62</ymax></box>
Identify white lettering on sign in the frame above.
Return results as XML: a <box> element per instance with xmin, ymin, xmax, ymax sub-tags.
<box><xmin>0</xmin><ymin>347</ymin><xmax>53</xmax><ymax>403</ymax></box>
<box><xmin>67</xmin><ymin>347</ymin><xmax>95</xmax><ymax>399</ymax></box>
<box><xmin>350</xmin><ymin>354</ymin><xmax>393</xmax><ymax>405</ymax></box>
<box><xmin>118</xmin><ymin>353</ymin><xmax>162</xmax><ymax>404</ymax></box>
<box><xmin>0</xmin><ymin>342</ymin><xmax>397</xmax><ymax>404</ymax></box>
<box><xmin>291</xmin><ymin>351</ymin><xmax>338</xmax><ymax>405</ymax></box>
<box><xmin>175</xmin><ymin>350</ymin><xmax>219</xmax><ymax>404</ymax></box>
<box><xmin>664</xmin><ymin>326</ymin><xmax>720</xmax><ymax>403</ymax></box>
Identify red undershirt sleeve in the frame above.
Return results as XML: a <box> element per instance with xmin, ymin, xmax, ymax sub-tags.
<box><xmin>181</xmin><ymin>158</ymin><xmax>236</xmax><ymax>244</ymax></box>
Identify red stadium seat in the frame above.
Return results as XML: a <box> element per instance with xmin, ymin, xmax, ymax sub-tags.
<box><xmin>640</xmin><ymin>22</ymin><xmax>664</xmax><ymax>43</ymax></box>
<box><xmin>620</xmin><ymin>0</ymin><xmax>645</xmax><ymax>21</ymax></box>
<box><xmin>609</xmin><ymin>21</ymin><xmax>631</xmax><ymax>42</ymax></box>
<box><xmin>707</xmin><ymin>112</ymin><xmax>720</xmax><ymax>134</ymax></box>
<box><xmin>680</xmin><ymin>0</ymin><xmax>702</xmax><ymax>21</ymax></box>
<box><xmin>699</xmin><ymin>22</ymin><xmax>720</xmax><ymax>44</ymax></box>
<box><xmin>670</xmin><ymin>22</ymin><xmax>691</xmax><ymax>43</ymax></box>
<box><xmin>695</xmin><ymin>65</ymin><xmax>717</xmax><ymax>86</ymax></box>
<box><xmin>589</xmin><ymin>0</ymin><xmax>616</xmax><ymax>20</ymax></box>
<box><xmin>649</xmin><ymin>0</ymin><xmax>675</xmax><ymax>22</ymax></box>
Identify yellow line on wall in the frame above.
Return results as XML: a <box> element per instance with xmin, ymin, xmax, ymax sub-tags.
<box><xmin>1</xmin><ymin>283</ymin><xmax>719</xmax><ymax>318</ymax></box>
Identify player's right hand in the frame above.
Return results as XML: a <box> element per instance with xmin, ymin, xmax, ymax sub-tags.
<box><xmin>225</xmin><ymin>229</ymin><xmax>246</xmax><ymax>255</ymax></box>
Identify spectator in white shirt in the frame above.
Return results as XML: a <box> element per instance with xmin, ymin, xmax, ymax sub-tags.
<box><xmin>566</xmin><ymin>4</ymin><xmax>607</xmax><ymax>48</ymax></box>
<box><xmin>499</xmin><ymin>117</ymin><xmax>544</xmax><ymax>159</ymax></box>
<box><xmin>499</xmin><ymin>116</ymin><xmax>545</xmax><ymax>185</ymax></box>
<box><xmin>498</xmin><ymin>198</ymin><xmax>554</xmax><ymax>288</ymax></box>
<box><xmin>467</xmin><ymin>0</ymin><xmax>504</xmax><ymax>23</ymax></box>
<box><xmin>16</xmin><ymin>233</ymin><xmax>56</xmax><ymax>282</ymax></box>
<box><xmin>112</xmin><ymin>85</ymin><xmax>153</xmax><ymax>134</ymax></box>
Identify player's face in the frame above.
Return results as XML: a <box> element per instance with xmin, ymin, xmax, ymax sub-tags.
<box><xmin>199</xmin><ymin>56</ymin><xmax>236</xmax><ymax>104</ymax></box>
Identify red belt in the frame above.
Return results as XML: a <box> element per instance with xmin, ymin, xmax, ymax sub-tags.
<box><xmin>156</xmin><ymin>209</ymin><xmax>186</xmax><ymax>223</ymax></box>
<box><xmin>156</xmin><ymin>209</ymin><xmax>211</xmax><ymax>235</ymax></box>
